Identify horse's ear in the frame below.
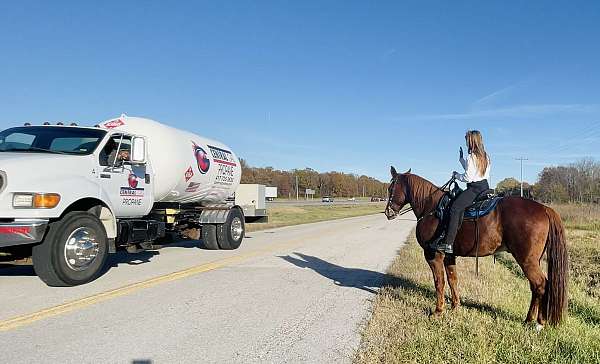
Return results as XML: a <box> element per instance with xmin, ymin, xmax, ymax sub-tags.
<box><xmin>390</xmin><ymin>166</ymin><xmax>398</xmax><ymax>177</ymax></box>
<box><xmin>405</xmin><ymin>168</ymin><xmax>411</xmax><ymax>174</ymax></box>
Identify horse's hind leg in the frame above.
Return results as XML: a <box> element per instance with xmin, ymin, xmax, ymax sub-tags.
<box><xmin>425</xmin><ymin>250</ymin><xmax>446</xmax><ymax>315</ymax></box>
<box><xmin>521</xmin><ymin>259</ymin><xmax>547</xmax><ymax>325</ymax></box>
<box><xmin>444</xmin><ymin>255</ymin><xmax>460</xmax><ymax>309</ymax></box>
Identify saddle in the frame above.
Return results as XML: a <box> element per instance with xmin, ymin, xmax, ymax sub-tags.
<box><xmin>435</xmin><ymin>185</ymin><xmax>500</xmax><ymax>222</ymax></box>
<box><xmin>429</xmin><ymin>183</ymin><xmax>502</xmax><ymax>247</ymax></box>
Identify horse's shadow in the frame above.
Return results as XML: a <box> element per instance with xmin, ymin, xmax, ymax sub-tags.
<box><xmin>279</xmin><ymin>253</ymin><xmax>389</xmax><ymax>294</ymax></box>
<box><xmin>279</xmin><ymin>252</ymin><xmax>522</xmax><ymax>322</ymax></box>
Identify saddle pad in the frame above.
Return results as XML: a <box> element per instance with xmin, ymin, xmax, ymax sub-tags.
<box><xmin>464</xmin><ymin>196</ymin><xmax>502</xmax><ymax>219</ymax></box>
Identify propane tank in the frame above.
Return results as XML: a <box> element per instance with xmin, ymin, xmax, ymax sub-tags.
<box><xmin>99</xmin><ymin>115</ymin><xmax>241</xmax><ymax>204</ymax></box>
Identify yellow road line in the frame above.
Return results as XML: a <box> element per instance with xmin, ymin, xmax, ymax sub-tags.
<box><xmin>0</xmin><ymin>225</ymin><xmax>339</xmax><ymax>332</ymax></box>
<box><xmin>0</xmin><ymin>253</ymin><xmax>252</xmax><ymax>332</ymax></box>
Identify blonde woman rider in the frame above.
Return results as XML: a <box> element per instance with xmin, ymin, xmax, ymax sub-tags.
<box><xmin>438</xmin><ymin>130</ymin><xmax>491</xmax><ymax>254</ymax></box>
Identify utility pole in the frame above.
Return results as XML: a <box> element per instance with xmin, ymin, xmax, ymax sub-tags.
<box><xmin>515</xmin><ymin>157</ymin><xmax>528</xmax><ymax>197</ymax></box>
<box><xmin>295</xmin><ymin>175</ymin><xmax>299</xmax><ymax>200</ymax></box>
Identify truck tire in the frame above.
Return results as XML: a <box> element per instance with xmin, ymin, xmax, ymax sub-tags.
<box><xmin>217</xmin><ymin>208</ymin><xmax>245</xmax><ymax>250</ymax></box>
<box><xmin>32</xmin><ymin>211</ymin><xmax>108</xmax><ymax>287</ymax></box>
<box><xmin>201</xmin><ymin>224</ymin><xmax>219</xmax><ymax>250</ymax></box>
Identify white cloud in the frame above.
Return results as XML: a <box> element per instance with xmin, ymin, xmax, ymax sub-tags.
<box><xmin>397</xmin><ymin>104</ymin><xmax>600</xmax><ymax>121</ymax></box>
<box><xmin>471</xmin><ymin>83</ymin><xmax>521</xmax><ymax>108</ymax></box>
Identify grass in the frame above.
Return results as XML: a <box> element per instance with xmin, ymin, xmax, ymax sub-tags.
<box><xmin>246</xmin><ymin>202</ymin><xmax>387</xmax><ymax>232</ymax></box>
<box><xmin>553</xmin><ymin>204</ymin><xmax>600</xmax><ymax>302</ymax></box>
<box><xmin>356</xmin><ymin>204</ymin><xmax>600</xmax><ymax>364</ymax></box>
<box><xmin>552</xmin><ymin>204</ymin><xmax>600</xmax><ymax>231</ymax></box>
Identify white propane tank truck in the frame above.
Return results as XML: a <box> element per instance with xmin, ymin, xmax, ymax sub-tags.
<box><xmin>0</xmin><ymin>115</ymin><xmax>249</xmax><ymax>286</ymax></box>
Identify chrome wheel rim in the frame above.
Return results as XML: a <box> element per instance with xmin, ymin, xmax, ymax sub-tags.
<box><xmin>64</xmin><ymin>227</ymin><xmax>100</xmax><ymax>271</ymax></box>
<box><xmin>230</xmin><ymin>217</ymin><xmax>243</xmax><ymax>241</ymax></box>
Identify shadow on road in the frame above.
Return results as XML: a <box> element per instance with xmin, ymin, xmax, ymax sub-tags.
<box><xmin>279</xmin><ymin>252</ymin><xmax>388</xmax><ymax>294</ymax></box>
<box><xmin>104</xmin><ymin>250</ymin><xmax>161</xmax><ymax>271</ymax></box>
<box><xmin>279</xmin><ymin>252</ymin><xmax>524</xmax><ymax>322</ymax></box>
<box><xmin>0</xmin><ymin>238</ymin><xmax>215</xmax><ymax>279</ymax></box>
<box><xmin>0</xmin><ymin>263</ymin><xmax>36</xmax><ymax>276</ymax></box>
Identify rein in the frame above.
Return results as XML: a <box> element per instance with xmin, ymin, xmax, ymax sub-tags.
<box><xmin>388</xmin><ymin>176</ymin><xmax>456</xmax><ymax>221</ymax></box>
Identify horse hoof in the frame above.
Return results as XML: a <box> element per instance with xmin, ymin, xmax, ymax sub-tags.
<box><xmin>535</xmin><ymin>324</ymin><xmax>544</xmax><ymax>332</ymax></box>
<box><xmin>430</xmin><ymin>310</ymin><xmax>443</xmax><ymax>318</ymax></box>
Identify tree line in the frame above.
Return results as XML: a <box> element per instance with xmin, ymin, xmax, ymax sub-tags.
<box><xmin>239</xmin><ymin>159</ymin><xmax>388</xmax><ymax>198</ymax></box>
<box><xmin>496</xmin><ymin>159</ymin><xmax>600</xmax><ymax>203</ymax></box>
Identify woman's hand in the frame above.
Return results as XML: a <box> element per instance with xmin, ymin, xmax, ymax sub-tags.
<box><xmin>452</xmin><ymin>171</ymin><xmax>459</xmax><ymax>179</ymax></box>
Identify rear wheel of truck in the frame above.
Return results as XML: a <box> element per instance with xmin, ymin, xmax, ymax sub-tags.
<box><xmin>32</xmin><ymin>211</ymin><xmax>108</xmax><ymax>287</ymax></box>
<box><xmin>201</xmin><ymin>224</ymin><xmax>219</xmax><ymax>250</ymax></box>
<box><xmin>217</xmin><ymin>208</ymin><xmax>245</xmax><ymax>250</ymax></box>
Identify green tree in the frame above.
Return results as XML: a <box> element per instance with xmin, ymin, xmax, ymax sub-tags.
<box><xmin>496</xmin><ymin>177</ymin><xmax>520</xmax><ymax>196</ymax></box>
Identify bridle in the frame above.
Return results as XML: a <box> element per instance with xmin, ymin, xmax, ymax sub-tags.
<box><xmin>386</xmin><ymin>175</ymin><xmax>457</xmax><ymax>221</ymax></box>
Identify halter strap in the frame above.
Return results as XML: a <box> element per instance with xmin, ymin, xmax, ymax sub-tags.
<box><xmin>387</xmin><ymin>175</ymin><xmax>456</xmax><ymax>220</ymax></box>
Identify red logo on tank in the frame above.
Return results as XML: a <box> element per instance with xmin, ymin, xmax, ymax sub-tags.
<box><xmin>185</xmin><ymin>166</ymin><xmax>194</xmax><ymax>182</ymax></box>
<box><xmin>104</xmin><ymin>119</ymin><xmax>125</xmax><ymax>129</ymax></box>
<box><xmin>128</xmin><ymin>173</ymin><xmax>139</xmax><ymax>188</ymax></box>
<box><xmin>192</xmin><ymin>142</ymin><xmax>210</xmax><ymax>174</ymax></box>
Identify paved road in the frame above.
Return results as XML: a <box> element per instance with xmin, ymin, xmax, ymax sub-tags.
<box><xmin>0</xmin><ymin>214</ymin><xmax>414</xmax><ymax>364</ymax></box>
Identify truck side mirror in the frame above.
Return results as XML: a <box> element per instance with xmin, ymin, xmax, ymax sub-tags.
<box><xmin>131</xmin><ymin>137</ymin><xmax>146</xmax><ymax>164</ymax></box>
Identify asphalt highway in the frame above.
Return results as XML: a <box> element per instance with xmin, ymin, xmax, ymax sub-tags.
<box><xmin>0</xmin><ymin>214</ymin><xmax>415</xmax><ymax>363</ymax></box>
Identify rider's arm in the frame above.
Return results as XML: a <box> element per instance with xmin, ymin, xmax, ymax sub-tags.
<box><xmin>459</xmin><ymin>155</ymin><xmax>467</xmax><ymax>170</ymax></box>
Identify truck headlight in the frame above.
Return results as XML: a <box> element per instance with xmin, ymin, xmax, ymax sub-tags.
<box><xmin>13</xmin><ymin>193</ymin><xmax>61</xmax><ymax>208</ymax></box>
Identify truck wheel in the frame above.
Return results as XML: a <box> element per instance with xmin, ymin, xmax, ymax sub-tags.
<box><xmin>217</xmin><ymin>208</ymin><xmax>245</xmax><ymax>250</ymax></box>
<box><xmin>32</xmin><ymin>211</ymin><xmax>108</xmax><ymax>287</ymax></box>
<box><xmin>201</xmin><ymin>224</ymin><xmax>219</xmax><ymax>250</ymax></box>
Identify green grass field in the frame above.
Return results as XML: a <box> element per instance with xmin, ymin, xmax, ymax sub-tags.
<box><xmin>356</xmin><ymin>204</ymin><xmax>600</xmax><ymax>364</ymax></box>
<box><xmin>246</xmin><ymin>202</ymin><xmax>387</xmax><ymax>232</ymax></box>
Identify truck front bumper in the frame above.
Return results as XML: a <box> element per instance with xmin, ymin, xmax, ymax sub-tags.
<box><xmin>0</xmin><ymin>219</ymin><xmax>48</xmax><ymax>248</ymax></box>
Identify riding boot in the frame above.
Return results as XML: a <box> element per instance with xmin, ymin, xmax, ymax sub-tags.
<box><xmin>436</xmin><ymin>240</ymin><xmax>453</xmax><ymax>255</ymax></box>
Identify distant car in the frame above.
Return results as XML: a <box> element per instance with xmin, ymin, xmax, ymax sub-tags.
<box><xmin>347</xmin><ymin>197</ymin><xmax>356</xmax><ymax>201</ymax></box>
<box><xmin>322</xmin><ymin>196</ymin><xmax>334</xmax><ymax>202</ymax></box>
<box><xmin>370</xmin><ymin>196</ymin><xmax>380</xmax><ymax>202</ymax></box>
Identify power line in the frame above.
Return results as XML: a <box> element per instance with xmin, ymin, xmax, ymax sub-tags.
<box><xmin>552</xmin><ymin>120</ymin><xmax>600</xmax><ymax>154</ymax></box>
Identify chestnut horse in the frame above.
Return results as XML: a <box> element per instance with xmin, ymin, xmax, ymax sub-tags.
<box><xmin>385</xmin><ymin>167</ymin><xmax>568</xmax><ymax>328</ymax></box>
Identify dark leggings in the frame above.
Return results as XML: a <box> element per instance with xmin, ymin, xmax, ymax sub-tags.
<box><xmin>444</xmin><ymin>179</ymin><xmax>489</xmax><ymax>244</ymax></box>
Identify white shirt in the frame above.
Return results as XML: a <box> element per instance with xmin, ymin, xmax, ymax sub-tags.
<box><xmin>457</xmin><ymin>153</ymin><xmax>490</xmax><ymax>183</ymax></box>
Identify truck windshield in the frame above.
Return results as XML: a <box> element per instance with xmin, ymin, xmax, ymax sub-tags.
<box><xmin>0</xmin><ymin>126</ymin><xmax>107</xmax><ymax>155</ymax></box>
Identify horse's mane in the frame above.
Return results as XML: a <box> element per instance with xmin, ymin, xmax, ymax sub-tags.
<box><xmin>404</xmin><ymin>173</ymin><xmax>445</xmax><ymax>216</ymax></box>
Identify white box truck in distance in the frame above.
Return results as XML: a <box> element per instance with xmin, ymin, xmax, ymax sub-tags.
<box><xmin>0</xmin><ymin>115</ymin><xmax>247</xmax><ymax>286</ymax></box>
<box><xmin>265</xmin><ymin>186</ymin><xmax>277</xmax><ymax>201</ymax></box>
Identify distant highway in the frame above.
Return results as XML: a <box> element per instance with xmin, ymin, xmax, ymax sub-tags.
<box><xmin>267</xmin><ymin>199</ymin><xmax>385</xmax><ymax>207</ymax></box>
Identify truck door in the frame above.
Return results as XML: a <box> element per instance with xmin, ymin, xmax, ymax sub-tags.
<box><xmin>97</xmin><ymin>134</ymin><xmax>153</xmax><ymax>217</ymax></box>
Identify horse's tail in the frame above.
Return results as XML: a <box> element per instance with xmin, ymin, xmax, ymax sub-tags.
<box><xmin>544</xmin><ymin>207</ymin><xmax>569</xmax><ymax>325</ymax></box>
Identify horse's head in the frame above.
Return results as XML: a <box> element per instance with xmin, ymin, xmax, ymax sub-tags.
<box><xmin>385</xmin><ymin>166</ymin><xmax>411</xmax><ymax>220</ymax></box>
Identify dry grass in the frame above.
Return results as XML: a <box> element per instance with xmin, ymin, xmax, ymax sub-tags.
<box><xmin>552</xmin><ymin>203</ymin><xmax>600</xmax><ymax>231</ymax></box>
<box><xmin>356</xmin><ymin>204</ymin><xmax>600</xmax><ymax>364</ymax></box>
<box><xmin>246</xmin><ymin>203</ymin><xmax>387</xmax><ymax>232</ymax></box>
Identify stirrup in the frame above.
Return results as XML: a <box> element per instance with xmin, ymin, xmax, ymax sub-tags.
<box><xmin>436</xmin><ymin>242</ymin><xmax>453</xmax><ymax>255</ymax></box>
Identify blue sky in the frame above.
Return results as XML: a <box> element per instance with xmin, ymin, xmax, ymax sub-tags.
<box><xmin>1</xmin><ymin>1</ymin><xmax>599</xmax><ymax>186</ymax></box>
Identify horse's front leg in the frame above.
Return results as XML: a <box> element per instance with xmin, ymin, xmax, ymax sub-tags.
<box><xmin>425</xmin><ymin>250</ymin><xmax>446</xmax><ymax>315</ymax></box>
<box><xmin>444</xmin><ymin>255</ymin><xmax>460</xmax><ymax>309</ymax></box>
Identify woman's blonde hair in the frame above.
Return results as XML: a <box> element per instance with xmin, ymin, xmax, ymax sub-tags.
<box><xmin>466</xmin><ymin>130</ymin><xmax>489</xmax><ymax>176</ymax></box>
